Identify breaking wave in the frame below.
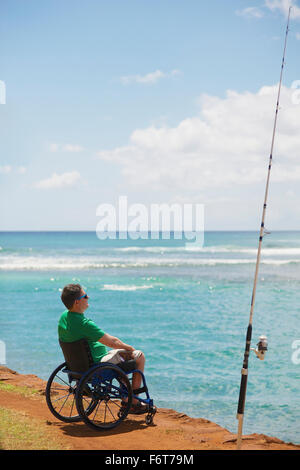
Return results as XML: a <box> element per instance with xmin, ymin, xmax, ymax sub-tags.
<box><xmin>101</xmin><ymin>284</ymin><xmax>153</xmax><ymax>291</ymax></box>
<box><xmin>0</xmin><ymin>255</ymin><xmax>299</xmax><ymax>271</ymax></box>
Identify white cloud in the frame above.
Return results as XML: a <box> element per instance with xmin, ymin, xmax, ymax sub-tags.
<box><xmin>236</xmin><ymin>7</ymin><xmax>264</xmax><ymax>18</ymax></box>
<box><xmin>96</xmin><ymin>85</ymin><xmax>300</xmax><ymax>195</ymax></box>
<box><xmin>0</xmin><ymin>165</ymin><xmax>27</xmax><ymax>175</ymax></box>
<box><xmin>35</xmin><ymin>171</ymin><xmax>81</xmax><ymax>189</ymax></box>
<box><xmin>49</xmin><ymin>143</ymin><xmax>59</xmax><ymax>152</ymax></box>
<box><xmin>120</xmin><ymin>69</ymin><xmax>181</xmax><ymax>85</ymax></box>
<box><xmin>237</xmin><ymin>1</ymin><xmax>300</xmax><ymax>20</ymax></box>
<box><xmin>296</xmin><ymin>32</ymin><xmax>300</xmax><ymax>38</ymax></box>
<box><xmin>264</xmin><ymin>0</ymin><xmax>300</xmax><ymax>19</ymax></box>
<box><xmin>17</xmin><ymin>166</ymin><xmax>26</xmax><ymax>174</ymax></box>
<box><xmin>62</xmin><ymin>144</ymin><xmax>85</xmax><ymax>152</ymax></box>
<box><xmin>49</xmin><ymin>143</ymin><xmax>84</xmax><ymax>152</ymax></box>
<box><xmin>0</xmin><ymin>165</ymin><xmax>12</xmax><ymax>174</ymax></box>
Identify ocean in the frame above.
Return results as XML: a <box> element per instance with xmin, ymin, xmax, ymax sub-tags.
<box><xmin>0</xmin><ymin>230</ymin><xmax>299</xmax><ymax>444</ymax></box>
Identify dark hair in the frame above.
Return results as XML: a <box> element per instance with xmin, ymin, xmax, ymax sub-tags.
<box><xmin>61</xmin><ymin>284</ymin><xmax>82</xmax><ymax>309</ymax></box>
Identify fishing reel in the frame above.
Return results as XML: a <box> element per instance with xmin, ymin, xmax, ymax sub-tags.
<box><xmin>251</xmin><ymin>335</ymin><xmax>268</xmax><ymax>360</ymax></box>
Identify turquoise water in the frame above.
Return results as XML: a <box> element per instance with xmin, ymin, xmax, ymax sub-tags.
<box><xmin>0</xmin><ymin>231</ymin><xmax>299</xmax><ymax>443</ymax></box>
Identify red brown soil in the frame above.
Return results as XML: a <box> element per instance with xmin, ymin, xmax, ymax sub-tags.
<box><xmin>0</xmin><ymin>366</ymin><xmax>298</xmax><ymax>451</ymax></box>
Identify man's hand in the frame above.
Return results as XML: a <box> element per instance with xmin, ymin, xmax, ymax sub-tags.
<box><xmin>119</xmin><ymin>350</ymin><xmax>134</xmax><ymax>361</ymax></box>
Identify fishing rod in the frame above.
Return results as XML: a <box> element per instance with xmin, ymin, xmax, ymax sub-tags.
<box><xmin>236</xmin><ymin>6</ymin><xmax>292</xmax><ymax>451</ymax></box>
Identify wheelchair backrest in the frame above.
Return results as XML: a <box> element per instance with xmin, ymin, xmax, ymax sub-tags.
<box><xmin>59</xmin><ymin>338</ymin><xmax>94</xmax><ymax>373</ymax></box>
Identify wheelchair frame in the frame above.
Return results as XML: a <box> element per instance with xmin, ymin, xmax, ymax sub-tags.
<box><xmin>45</xmin><ymin>339</ymin><xmax>156</xmax><ymax>431</ymax></box>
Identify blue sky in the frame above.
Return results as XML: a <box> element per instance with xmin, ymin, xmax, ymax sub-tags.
<box><xmin>1</xmin><ymin>0</ymin><xmax>300</xmax><ymax>230</ymax></box>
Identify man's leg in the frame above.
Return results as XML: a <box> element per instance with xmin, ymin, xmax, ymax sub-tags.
<box><xmin>122</xmin><ymin>350</ymin><xmax>146</xmax><ymax>408</ymax></box>
<box><xmin>131</xmin><ymin>351</ymin><xmax>145</xmax><ymax>398</ymax></box>
<box><xmin>101</xmin><ymin>349</ymin><xmax>147</xmax><ymax>407</ymax></box>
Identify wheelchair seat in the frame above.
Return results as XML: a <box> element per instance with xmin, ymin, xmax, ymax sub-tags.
<box><xmin>59</xmin><ymin>338</ymin><xmax>136</xmax><ymax>375</ymax></box>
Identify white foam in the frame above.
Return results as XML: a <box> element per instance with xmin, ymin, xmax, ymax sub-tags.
<box><xmin>185</xmin><ymin>246</ymin><xmax>300</xmax><ymax>255</ymax></box>
<box><xmin>114</xmin><ymin>245</ymin><xmax>300</xmax><ymax>255</ymax></box>
<box><xmin>101</xmin><ymin>284</ymin><xmax>153</xmax><ymax>291</ymax></box>
<box><xmin>0</xmin><ymin>254</ymin><xmax>298</xmax><ymax>270</ymax></box>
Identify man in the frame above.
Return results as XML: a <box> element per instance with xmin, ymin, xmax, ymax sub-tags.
<box><xmin>58</xmin><ymin>283</ymin><xmax>147</xmax><ymax>414</ymax></box>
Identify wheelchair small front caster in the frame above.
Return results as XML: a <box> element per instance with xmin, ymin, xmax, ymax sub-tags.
<box><xmin>145</xmin><ymin>406</ymin><xmax>157</xmax><ymax>425</ymax></box>
<box><xmin>146</xmin><ymin>414</ymin><xmax>153</xmax><ymax>425</ymax></box>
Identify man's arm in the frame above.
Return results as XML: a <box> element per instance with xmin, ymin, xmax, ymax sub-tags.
<box><xmin>99</xmin><ymin>333</ymin><xmax>134</xmax><ymax>352</ymax></box>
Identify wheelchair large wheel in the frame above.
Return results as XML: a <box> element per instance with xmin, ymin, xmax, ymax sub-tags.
<box><xmin>46</xmin><ymin>362</ymin><xmax>97</xmax><ymax>423</ymax></box>
<box><xmin>76</xmin><ymin>363</ymin><xmax>132</xmax><ymax>431</ymax></box>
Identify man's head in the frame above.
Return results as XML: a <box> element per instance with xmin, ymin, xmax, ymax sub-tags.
<box><xmin>61</xmin><ymin>283</ymin><xmax>89</xmax><ymax>313</ymax></box>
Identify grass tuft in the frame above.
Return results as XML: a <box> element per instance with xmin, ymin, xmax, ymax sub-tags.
<box><xmin>0</xmin><ymin>406</ymin><xmax>70</xmax><ymax>450</ymax></box>
<box><xmin>0</xmin><ymin>382</ymin><xmax>40</xmax><ymax>398</ymax></box>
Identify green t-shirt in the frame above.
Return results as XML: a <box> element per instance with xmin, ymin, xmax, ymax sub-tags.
<box><xmin>58</xmin><ymin>310</ymin><xmax>107</xmax><ymax>363</ymax></box>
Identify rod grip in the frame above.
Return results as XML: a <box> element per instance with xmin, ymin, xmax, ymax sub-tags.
<box><xmin>237</xmin><ymin>324</ymin><xmax>252</xmax><ymax>415</ymax></box>
<box><xmin>237</xmin><ymin>374</ymin><xmax>248</xmax><ymax>415</ymax></box>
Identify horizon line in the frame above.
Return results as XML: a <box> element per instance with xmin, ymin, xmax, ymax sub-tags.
<box><xmin>1</xmin><ymin>229</ymin><xmax>300</xmax><ymax>233</ymax></box>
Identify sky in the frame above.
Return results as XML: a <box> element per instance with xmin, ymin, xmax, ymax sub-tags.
<box><xmin>0</xmin><ymin>0</ymin><xmax>300</xmax><ymax>231</ymax></box>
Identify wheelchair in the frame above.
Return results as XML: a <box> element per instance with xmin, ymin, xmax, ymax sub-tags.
<box><xmin>45</xmin><ymin>339</ymin><xmax>156</xmax><ymax>431</ymax></box>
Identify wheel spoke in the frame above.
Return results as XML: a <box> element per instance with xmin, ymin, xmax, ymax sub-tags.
<box><xmin>55</xmin><ymin>375</ymin><xmax>72</xmax><ymax>388</ymax></box>
<box><xmin>105</xmin><ymin>401</ymin><xmax>117</xmax><ymax>421</ymax></box>
<box><xmin>52</xmin><ymin>393</ymin><xmax>71</xmax><ymax>403</ymax></box>
<box><xmin>70</xmin><ymin>394</ymin><xmax>76</xmax><ymax>417</ymax></box>
<box><xmin>58</xmin><ymin>392</ymin><xmax>74</xmax><ymax>415</ymax></box>
<box><xmin>109</xmin><ymin>399</ymin><xmax>123</xmax><ymax>409</ymax></box>
<box><xmin>92</xmin><ymin>399</ymin><xmax>103</xmax><ymax>422</ymax></box>
<box><xmin>103</xmin><ymin>401</ymin><xmax>107</xmax><ymax>424</ymax></box>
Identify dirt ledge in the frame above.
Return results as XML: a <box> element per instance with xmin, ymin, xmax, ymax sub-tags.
<box><xmin>0</xmin><ymin>366</ymin><xmax>299</xmax><ymax>451</ymax></box>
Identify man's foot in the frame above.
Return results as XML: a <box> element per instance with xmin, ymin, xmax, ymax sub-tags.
<box><xmin>121</xmin><ymin>401</ymin><xmax>148</xmax><ymax>415</ymax></box>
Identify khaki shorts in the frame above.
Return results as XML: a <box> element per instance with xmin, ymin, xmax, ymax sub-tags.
<box><xmin>100</xmin><ymin>349</ymin><xmax>143</xmax><ymax>365</ymax></box>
